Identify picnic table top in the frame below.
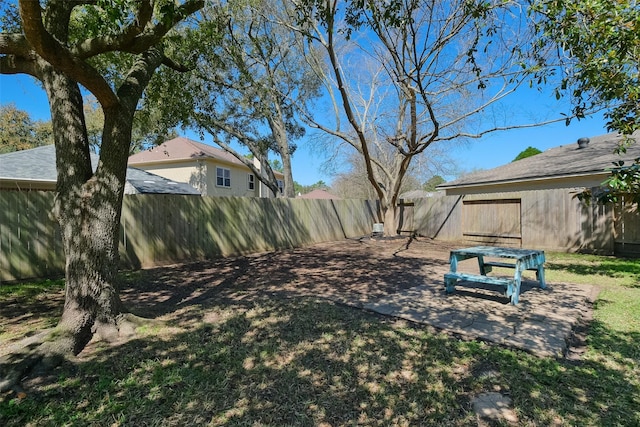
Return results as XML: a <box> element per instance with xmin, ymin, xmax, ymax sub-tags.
<box><xmin>451</xmin><ymin>246</ymin><xmax>544</xmax><ymax>259</ymax></box>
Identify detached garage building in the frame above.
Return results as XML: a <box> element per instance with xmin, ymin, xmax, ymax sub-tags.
<box><xmin>414</xmin><ymin>132</ymin><xmax>639</xmax><ymax>256</ymax></box>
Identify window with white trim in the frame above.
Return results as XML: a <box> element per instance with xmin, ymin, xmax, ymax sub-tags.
<box><xmin>248</xmin><ymin>173</ymin><xmax>255</xmax><ymax>190</ymax></box>
<box><xmin>216</xmin><ymin>167</ymin><xmax>231</xmax><ymax>187</ymax></box>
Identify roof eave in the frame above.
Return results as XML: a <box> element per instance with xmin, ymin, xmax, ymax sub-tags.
<box><xmin>437</xmin><ymin>170</ymin><xmax>610</xmax><ymax>191</ymax></box>
<box><xmin>130</xmin><ymin>155</ymin><xmax>248</xmax><ymax>169</ymax></box>
<box><xmin>0</xmin><ymin>177</ymin><xmax>57</xmax><ymax>183</ymax></box>
<box><xmin>128</xmin><ymin>157</ymin><xmax>204</xmax><ymax>166</ymax></box>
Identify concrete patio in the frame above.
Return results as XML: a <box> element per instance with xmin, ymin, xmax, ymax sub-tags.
<box><xmin>363</xmin><ymin>274</ymin><xmax>597</xmax><ymax>358</ymax></box>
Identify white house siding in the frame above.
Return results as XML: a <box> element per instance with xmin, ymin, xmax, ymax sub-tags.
<box><xmin>132</xmin><ymin>161</ymin><xmax>203</xmax><ymax>193</ymax></box>
<box><xmin>205</xmin><ymin>161</ymin><xmax>259</xmax><ymax>198</ymax></box>
<box><xmin>130</xmin><ymin>158</ymin><xmax>281</xmax><ymax>198</ymax></box>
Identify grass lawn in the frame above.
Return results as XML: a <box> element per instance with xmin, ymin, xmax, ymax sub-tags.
<box><xmin>1</xmin><ymin>251</ymin><xmax>638</xmax><ymax>426</ymax></box>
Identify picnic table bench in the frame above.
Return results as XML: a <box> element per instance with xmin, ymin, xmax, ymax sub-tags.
<box><xmin>444</xmin><ymin>246</ymin><xmax>546</xmax><ymax>305</ymax></box>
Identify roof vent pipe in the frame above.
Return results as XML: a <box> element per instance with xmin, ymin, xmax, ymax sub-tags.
<box><xmin>577</xmin><ymin>137</ymin><xmax>590</xmax><ymax>149</ymax></box>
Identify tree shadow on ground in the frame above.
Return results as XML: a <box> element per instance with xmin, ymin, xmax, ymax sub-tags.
<box><xmin>0</xmin><ymin>281</ymin><xmax>64</xmax><ymax>353</ymax></box>
<box><xmin>466</xmin><ymin>321</ymin><xmax>640</xmax><ymax>426</ymax></box>
<box><xmin>2</xmin><ymin>296</ymin><xmax>638</xmax><ymax>427</ymax></box>
<box><xmin>0</xmin><ymin>299</ymin><xmax>475</xmax><ymax>426</ymax></box>
<box><xmin>1</xmin><ymin>237</ymin><xmax>637</xmax><ymax>426</ymax></box>
<box><xmin>118</xmin><ymin>238</ymin><xmax>451</xmax><ymax>322</ymax></box>
<box><xmin>545</xmin><ymin>258</ymin><xmax>640</xmax><ymax>287</ymax></box>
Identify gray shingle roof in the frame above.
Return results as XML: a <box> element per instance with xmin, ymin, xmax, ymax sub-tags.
<box><xmin>0</xmin><ymin>145</ymin><xmax>59</xmax><ymax>181</ymax></box>
<box><xmin>0</xmin><ymin>145</ymin><xmax>199</xmax><ymax>195</ymax></box>
<box><xmin>124</xmin><ymin>167</ymin><xmax>200</xmax><ymax>195</ymax></box>
<box><xmin>298</xmin><ymin>189</ymin><xmax>340</xmax><ymax>199</ymax></box>
<box><xmin>439</xmin><ymin>132</ymin><xmax>640</xmax><ymax>189</ymax></box>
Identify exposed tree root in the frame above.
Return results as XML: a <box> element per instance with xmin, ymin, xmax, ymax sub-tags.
<box><xmin>0</xmin><ymin>314</ymin><xmax>163</xmax><ymax>393</ymax></box>
<box><xmin>0</xmin><ymin>337</ymin><xmax>49</xmax><ymax>393</ymax></box>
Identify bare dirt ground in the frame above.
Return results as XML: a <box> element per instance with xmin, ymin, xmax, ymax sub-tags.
<box><xmin>1</xmin><ymin>236</ymin><xmax>451</xmax><ymax>358</ymax></box>
<box><xmin>2</xmin><ymin>236</ymin><xmax>593</xmax><ymax>360</ymax></box>
<box><xmin>118</xmin><ymin>236</ymin><xmax>456</xmax><ymax>318</ymax></box>
<box><xmin>116</xmin><ymin>236</ymin><xmax>594</xmax><ymax>358</ymax></box>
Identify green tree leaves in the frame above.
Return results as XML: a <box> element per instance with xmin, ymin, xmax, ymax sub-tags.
<box><xmin>531</xmin><ymin>0</ymin><xmax>639</xmax><ymax>204</ymax></box>
<box><xmin>530</xmin><ymin>0</ymin><xmax>639</xmax><ymax>135</ymax></box>
<box><xmin>513</xmin><ymin>146</ymin><xmax>542</xmax><ymax>162</ymax></box>
<box><xmin>0</xmin><ymin>104</ymin><xmax>52</xmax><ymax>153</ymax></box>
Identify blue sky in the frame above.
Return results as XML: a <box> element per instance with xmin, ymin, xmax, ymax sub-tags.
<box><xmin>0</xmin><ymin>73</ymin><xmax>608</xmax><ymax>186</ymax></box>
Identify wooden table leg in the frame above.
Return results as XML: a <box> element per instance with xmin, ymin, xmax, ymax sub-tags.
<box><xmin>445</xmin><ymin>253</ymin><xmax>459</xmax><ymax>293</ymax></box>
<box><xmin>477</xmin><ymin>255</ymin><xmax>490</xmax><ymax>275</ymax></box>
<box><xmin>537</xmin><ymin>264</ymin><xmax>546</xmax><ymax>289</ymax></box>
<box><xmin>510</xmin><ymin>262</ymin><xmax>525</xmax><ymax>305</ymax></box>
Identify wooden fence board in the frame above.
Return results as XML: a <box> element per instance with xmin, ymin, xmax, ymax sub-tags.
<box><xmin>2</xmin><ymin>188</ymin><xmax>637</xmax><ymax>282</ymax></box>
<box><xmin>614</xmin><ymin>200</ymin><xmax>640</xmax><ymax>256</ymax></box>
<box><xmin>410</xmin><ymin>188</ymin><xmax>627</xmax><ymax>255</ymax></box>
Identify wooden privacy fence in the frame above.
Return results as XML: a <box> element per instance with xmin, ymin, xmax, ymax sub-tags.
<box><xmin>3</xmin><ymin>188</ymin><xmax>637</xmax><ymax>282</ymax></box>
<box><xmin>406</xmin><ymin>188</ymin><xmax>638</xmax><ymax>256</ymax></box>
<box><xmin>615</xmin><ymin>198</ymin><xmax>640</xmax><ymax>256</ymax></box>
<box><xmin>0</xmin><ymin>192</ymin><xmax>378</xmax><ymax>282</ymax></box>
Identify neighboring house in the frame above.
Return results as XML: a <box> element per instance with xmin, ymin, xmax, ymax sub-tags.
<box><xmin>420</xmin><ymin>132</ymin><xmax>640</xmax><ymax>256</ymax></box>
<box><xmin>438</xmin><ymin>132</ymin><xmax>640</xmax><ymax>195</ymax></box>
<box><xmin>0</xmin><ymin>144</ymin><xmax>200</xmax><ymax>195</ymax></box>
<box><xmin>128</xmin><ymin>137</ymin><xmax>284</xmax><ymax>198</ymax></box>
<box><xmin>298</xmin><ymin>189</ymin><xmax>340</xmax><ymax>199</ymax></box>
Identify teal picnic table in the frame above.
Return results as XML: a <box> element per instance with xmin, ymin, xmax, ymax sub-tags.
<box><xmin>444</xmin><ymin>246</ymin><xmax>546</xmax><ymax>305</ymax></box>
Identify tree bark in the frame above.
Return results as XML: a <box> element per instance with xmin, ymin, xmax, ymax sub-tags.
<box><xmin>40</xmin><ymin>68</ymin><xmax>127</xmax><ymax>355</ymax></box>
<box><xmin>0</xmin><ymin>0</ymin><xmax>202</xmax><ymax>393</ymax></box>
<box><xmin>269</xmin><ymin>113</ymin><xmax>296</xmax><ymax>198</ymax></box>
<box><xmin>382</xmin><ymin>205</ymin><xmax>398</xmax><ymax>237</ymax></box>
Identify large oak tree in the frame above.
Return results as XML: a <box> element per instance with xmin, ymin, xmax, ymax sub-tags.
<box><xmin>0</xmin><ymin>0</ymin><xmax>203</xmax><ymax>390</ymax></box>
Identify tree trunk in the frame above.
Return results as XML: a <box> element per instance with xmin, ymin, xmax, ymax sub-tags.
<box><xmin>0</xmin><ymin>1</ymin><xmax>202</xmax><ymax>392</ymax></box>
<box><xmin>39</xmin><ymin>69</ymin><xmax>129</xmax><ymax>355</ymax></box>
<box><xmin>55</xmin><ymin>191</ymin><xmax>126</xmax><ymax>353</ymax></box>
<box><xmin>269</xmin><ymin>111</ymin><xmax>296</xmax><ymax>198</ymax></box>
<box><xmin>280</xmin><ymin>147</ymin><xmax>295</xmax><ymax>198</ymax></box>
<box><xmin>382</xmin><ymin>203</ymin><xmax>398</xmax><ymax>237</ymax></box>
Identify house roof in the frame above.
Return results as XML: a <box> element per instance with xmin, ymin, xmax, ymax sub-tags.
<box><xmin>128</xmin><ymin>136</ymin><xmax>246</xmax><ymax>167</ymax></box>
<box><xmin>439</xmin><ymin>132</ymin><xmax>640</xmax><ymax>191</ymax></box>
<box><xmin>123</xmin><ymin>168</ymin><xmax>200</xmax><ymax>195</ymax></box>
<box><xmin>298</xmin><ymin>189</ymin><xmax>340</xmax><ymax>199</ymax></box>
<box><xmin>0</xmin><ymin>144</ymin><xmax>200</xmax><ymax>195</ymax></box>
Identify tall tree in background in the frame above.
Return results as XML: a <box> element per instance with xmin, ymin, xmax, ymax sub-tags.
<box><xmin>145</xmin><ymin>0</ymin><xmax>321</xmax><ymax>197</ymax></box>
<box><xmin>530</xmin><ymin>0</ymin><xmax>639</xmax><ymax>135</ymax></box>
<box><xmin>83</xmin><ymin>95</ymin><xmax>178</xmax><ymax>154</ymax></box>
<box><xmin>331</xmin><ymin>150</ymin><xmax>427</xmax><ymax>200</ymax></box>
<box><xmin>0</xmin><ymin>0</ymin><xmax>203</xmax><ymax>387</ymax></box>
<box><xmin>0</xmin><ymin>103</ymin><xmax>52</xmax><ymax>152</ymax></box>
<box><xmin>291</xmin><ymin>0</ymin><xmax>564</xmax><ymax>236</ymax></box>
<box><xmin>513</xmin><ymin>146</ymin><xmax>542</xmax><ymax>162</ymax></box>
<box><xmin>423</xmin><ymin>175</ymin><xmax>445</xmax><ymax>192</ymax></box>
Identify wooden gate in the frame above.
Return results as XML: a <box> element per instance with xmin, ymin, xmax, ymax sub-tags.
<box><xmin>461</xmin><ymin>198</ymin><xmax>522</xmax><ymax>247</ymax></box>
<box><xmin>397</xmin><ymin>200</ymin><xmax>415</xmax><ymax>235</ymax></box>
